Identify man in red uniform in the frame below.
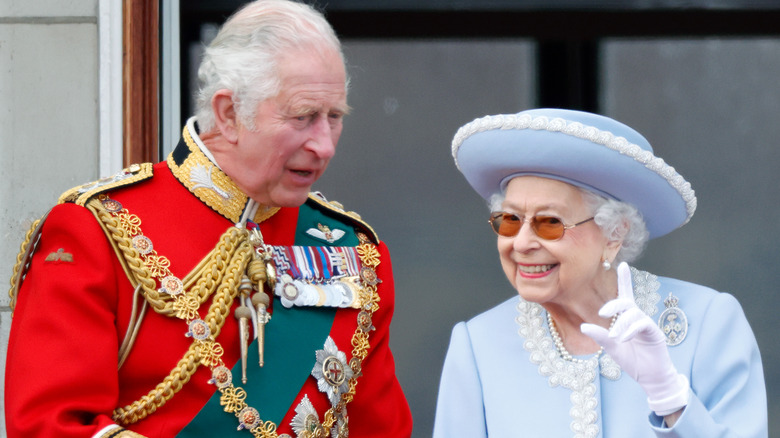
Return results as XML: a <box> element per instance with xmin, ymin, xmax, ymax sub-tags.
<box><xmin>5</xmin><ymin>1</ymin><xmax>413</xmax><ymax>436</ymax></box>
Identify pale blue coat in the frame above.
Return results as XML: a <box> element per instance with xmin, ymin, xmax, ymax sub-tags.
<box><xmin>433</xmin><ymin>268</ymin><xmax>767</xmax><ymax>438</ymax></box>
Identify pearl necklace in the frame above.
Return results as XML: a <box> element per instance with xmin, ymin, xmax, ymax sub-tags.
<box><xmin>547</xmin><ymin>312</ymin><xmax>617</xmax><ymax>363</ymax></box>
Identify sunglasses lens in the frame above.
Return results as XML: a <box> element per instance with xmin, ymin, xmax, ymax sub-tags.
<box><xmin>531</xmin><ymin>216</ymin><xmax>565</xmax><ymax>240</ymax></box>
<box><xmin>490</xmin><ymin>214</ymin><xmax>570</xmax><ymax>240</ymax></box>
<box><xmin>490</xmin><ymin>213</ymin><xmax>521</xmax><ymax>237</ymax></box>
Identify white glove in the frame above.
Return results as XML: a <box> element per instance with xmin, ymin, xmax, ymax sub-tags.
<box><xmin>581</xmin><ymin>262</ymin><xmax>689</xmax><ymax>416</ymax></box>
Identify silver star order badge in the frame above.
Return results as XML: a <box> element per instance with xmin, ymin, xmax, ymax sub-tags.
<box><xmin>312</xmin><ymin>337</ymin><xmax>354</xmax><ymax>406</ymax></box>
<box><xmin>291</xmin><ymin>395</ymin><xmax>322</xmax><ymax>437</ymax></box>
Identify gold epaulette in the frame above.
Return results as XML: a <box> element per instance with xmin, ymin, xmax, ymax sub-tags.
<box><xmin>58</xmin><ymin>163</ymin><xmax>154</xmax><ymax>206</ymax></box>
<box><xmin>8</xmin><ymin>163</ymin><xmax>153</xmax><ymax>312</ymax></box>
<box><xmin>307</xmin><ymin>192</ymin><xmax>379</xmax><ymax>243</ymax></box>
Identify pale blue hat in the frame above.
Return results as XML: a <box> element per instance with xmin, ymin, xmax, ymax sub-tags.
<box><xmin>452</xmin><ymin>108</ymin><xmax>696</xmax><ymax>239</ymax></box>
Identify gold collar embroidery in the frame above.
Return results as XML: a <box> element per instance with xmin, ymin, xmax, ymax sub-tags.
<box><xmin>167</xmin><ymin>122</ymin><xmax>278</xmax><ymax>224</ymax></box>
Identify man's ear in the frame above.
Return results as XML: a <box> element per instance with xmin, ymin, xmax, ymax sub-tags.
<box><xmin>211</xmin><ymin>89</ymin><xmax>239</xmax><ymax>144</ymax></box>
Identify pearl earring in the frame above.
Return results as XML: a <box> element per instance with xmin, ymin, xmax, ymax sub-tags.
<box><xmin>602</xmin><ymin>260</ymin><xmax>611</xmax><ymax>271</ymax></box>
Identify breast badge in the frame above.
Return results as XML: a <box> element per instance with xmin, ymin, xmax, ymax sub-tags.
<box><xmin>658</xmin><ymin>293</ymin><xmax>688</xmax><ymax>346</ymax></box>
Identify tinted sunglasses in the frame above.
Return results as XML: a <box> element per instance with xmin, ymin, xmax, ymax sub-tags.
<box><xmin>488</xmin><ymin>212</ymin><xmax>595</xmax><ymax>241</ymax></box>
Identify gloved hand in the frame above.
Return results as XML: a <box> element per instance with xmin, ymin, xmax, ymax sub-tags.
<box><xmin>581</xmin><ymin>262</ymin><xmax>689</xmax><ymax>416</ymax></box>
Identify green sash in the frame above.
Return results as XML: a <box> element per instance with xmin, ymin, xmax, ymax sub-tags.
<box><xmin>178</xmin><ymin>200</ymin><xmax>359</xmax><ymax>436</ymax></box>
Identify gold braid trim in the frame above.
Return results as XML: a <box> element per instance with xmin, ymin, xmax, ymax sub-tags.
<box><xmin>87</xmin><ymin>196</ymin><xmax>250</xmax><ymax>317</ymax></box>
<box><xmin>8</xmin><ymin>213</ymin><xmax>48</xmax><ymax>312</ymax></box>
<box><xmin>320</xmin><ymin>233</ymin><xmax>381</xmax><ymax>436</ymax></box>
<box><xmin>86</xmin><ymin>198</ymin><xmax>153</xmax><ymax>296</ymax></box>
<box><xmin>86</xmin><ymin>195</ymin><xmax>256</xmax><ymax>424</ymax></box>
<box><xmin>111</xmin><ymin>241</ymin><xmax>251</xmax><ymax>424</ymax></box>
<box><xmin>306</xmin><ymin>194</ymin><xmax>378</xmax><ymax>244</ymax></box>
<box><xmin>168</xmin><ymin>125</ymin><xmax>248</xmax><ymax>224</ymax></box>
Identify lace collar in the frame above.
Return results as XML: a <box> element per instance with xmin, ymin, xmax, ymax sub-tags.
<box><xmin>167</xmin><ymin>118</ymin><xmax>278</xmax><ymax>224</ymax></box>
<box><xmin>514</xmin><ymin>266</ymin><xmax>661</xmax><ymax>437</ymax></box>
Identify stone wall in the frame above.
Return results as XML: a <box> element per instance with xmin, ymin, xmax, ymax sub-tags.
<box><xmin>0</xmin><ymin>1</ymin><xmax>99</xmax><ymax>434</ymax></box>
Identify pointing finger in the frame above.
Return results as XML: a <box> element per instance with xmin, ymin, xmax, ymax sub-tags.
<box><xmin>617</xmin><ymin>262</ymin><xmax>634</xmax><ymax>301</ymax></box>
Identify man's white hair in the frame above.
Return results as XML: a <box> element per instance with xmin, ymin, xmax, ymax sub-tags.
<box><xmin>195</xmin><ymin>0</ymin><xmax>346</xmax><ymax>133</ymax></box>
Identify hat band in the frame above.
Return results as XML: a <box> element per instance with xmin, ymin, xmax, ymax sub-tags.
<box><xmin>499</xmin><ymin>172</ymin><xmax>617</xmax><ymax>201</ymax></box>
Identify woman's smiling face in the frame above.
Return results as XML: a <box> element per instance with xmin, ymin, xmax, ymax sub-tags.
<box><xmin>497</xmin><ymin>176</ymin><xmax>611</xmax><ymax>308</ymax></box>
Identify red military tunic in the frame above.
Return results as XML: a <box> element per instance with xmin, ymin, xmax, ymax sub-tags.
<box><xmin>5</xmin><ymin>122</ymin><xmax>412</xmax><ymax>437</ymax></box>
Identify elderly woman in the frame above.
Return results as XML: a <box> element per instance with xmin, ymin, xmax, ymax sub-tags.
<box><xmin>433</xmin><ymin>108</ymin><xmax>767</xmax><ymax>437</ymax></box>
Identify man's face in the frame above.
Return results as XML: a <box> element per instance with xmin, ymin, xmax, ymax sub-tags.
<box><xmin>225</xmin><ymin>47</ymin><xmax>348</xmax><ymax>207</ymax></box>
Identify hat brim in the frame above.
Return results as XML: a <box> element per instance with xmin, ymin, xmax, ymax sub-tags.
<box><xmin>452</xmin><ymin>109</ymin><xmax>696</xmax><ymax>239</ymax></box>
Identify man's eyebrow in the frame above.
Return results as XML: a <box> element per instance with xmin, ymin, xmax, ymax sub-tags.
<box><xmin>286</xmin><ymin>103</ymin><xmax>351</xmax><ymax>116</ymax></box>
<box><xmin>333</xmin><ymin>104</ymin><xmax>351</xmax><ymax>115</ymax></box>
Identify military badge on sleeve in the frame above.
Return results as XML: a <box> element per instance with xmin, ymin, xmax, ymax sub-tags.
<box><xmin>44</xmin><ymin>248</ymin><xmax>73</xmax><ymax>263</ymax></box>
